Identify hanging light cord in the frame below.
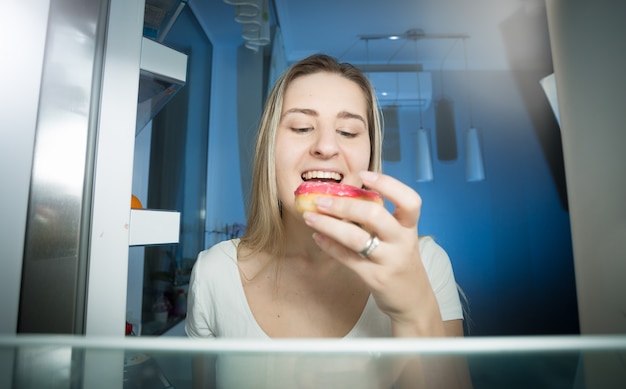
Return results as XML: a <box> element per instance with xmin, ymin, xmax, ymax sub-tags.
<box><xmin>438</xmin><ymin>39</ymin><xmax>458</xmax><ymax>98</ymax></box>
<box><xmin>338</xmin><ymin>38</ymin><xmax>361</xmax><ymax>61</ymax></box>
<box><xmin>463</xmin><ymin>39</ymin><xmax>474</xmax><ymax>128</ymax></box>
<box><xmin>413</xmin><ymin>39</ymin><xmax>424</xmax><ymax>129</ymax></box>
<box><xmin>387</xmin><ymin>39</ymin><xmax>409</xmax><ymax>107</ymax></box>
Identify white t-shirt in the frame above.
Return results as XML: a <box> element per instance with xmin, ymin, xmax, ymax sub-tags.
<box><xmin>185</xmin><ymin>237</ymin><xmax>463</xmax><ymax>387</ymax></box>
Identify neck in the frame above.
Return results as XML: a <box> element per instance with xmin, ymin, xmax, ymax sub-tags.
<box><xmin>281</xmin><ymin>211</ymin><xmax>335</xmax><ymax>265</ymax></box>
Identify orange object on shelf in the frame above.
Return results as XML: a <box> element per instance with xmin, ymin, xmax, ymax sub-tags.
<box><xmin>131</xmin><ymin>195</ymin><xmax>143</xmax><ymax>209</ymax></box>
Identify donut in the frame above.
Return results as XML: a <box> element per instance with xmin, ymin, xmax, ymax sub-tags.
<box><xmin>294</xmin><ymin>181</ymin><xmax>383</xmax><ymax>213</ymax></box>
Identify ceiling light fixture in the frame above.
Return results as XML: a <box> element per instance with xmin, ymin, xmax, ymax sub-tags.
<box><xmin>360</xmin><ymin>34</ymin><xmax>431</xmax><ymax>109</ymax></box>
<box><xmin>224</xmin><ymin>0</ymin><xmax>270</xmax><ymax>52</ymax></box>
<box><xmin>359</xmin><ymin>29</ymin><xmax>469</xmax><ymax>42</ymax></box>
<box><xmin>353</xmin><ymin>28</ymin><xmax>472</xmax><ymax>182</ymax></box>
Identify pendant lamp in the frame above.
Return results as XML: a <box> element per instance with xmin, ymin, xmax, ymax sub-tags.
<box><xmin>416</xmin><ymin>128</ymin><xmax>434</xmax><ymax>182</ymax></box>
<box><xmin>463</xmin><ymin>40</ymin><xmax>485</xmax><ymax>182</ymax></box>
<box><xmin>382</xmin><ymin>106</ymin><xmax>401</xmax><ymax>162</ymax></box>
<box><xmin>414</xmin><ymin>40</ymin><xmax>434</xmax><ymax>182</ymax></box>
<box><xmin>466</xmin><ymin>127</ymin><xmax>485</xmax><ymax>181</ymax></box>
<box><xmin>435</xmin><ymin>97</ymin><xmax>458</xmax><ymax>161</ymax></box>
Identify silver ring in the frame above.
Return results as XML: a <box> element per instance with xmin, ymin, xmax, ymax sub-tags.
<box><xmin>359</xmin><ymin>235</ymin><xmax>380</xmax><ymax>258</ymax></box>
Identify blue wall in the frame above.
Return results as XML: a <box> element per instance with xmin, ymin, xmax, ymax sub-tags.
<box><xmin>384</xmin><ymin>69</ymin><xmax>578</xmax><ymax>336</ymax></box>
<box><xmin>204</xmin><ymin>45</ymin><xmax>248</xmax><ymax>247</ymax></box>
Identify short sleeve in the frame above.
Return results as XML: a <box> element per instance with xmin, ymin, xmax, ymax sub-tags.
<box><xmin>419</xmin><ymin>236</ymin><xmax>464</xmax><ymax>321</ymax></box>
<box><xmin>185</xmin><ymin>250</ymin><xmax>216</xmax><ymax>338</ymax></box>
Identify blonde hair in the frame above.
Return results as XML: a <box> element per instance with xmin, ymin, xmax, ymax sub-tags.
<box><xmin>239</xmin><ymin>54</ymin><xmax>383</xmax><ymax>260</ymax></box>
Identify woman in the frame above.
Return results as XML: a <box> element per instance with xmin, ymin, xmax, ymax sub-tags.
<box><xmin>186</xmin><ymin>54</ymin><xmax>467</xmax><ymax>387</ymax></box>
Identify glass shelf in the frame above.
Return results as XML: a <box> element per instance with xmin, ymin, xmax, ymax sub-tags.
<box><xmin>2</xmin><ymin>335</ymin><xmax>625</xmax><ymax>388</ymax></box>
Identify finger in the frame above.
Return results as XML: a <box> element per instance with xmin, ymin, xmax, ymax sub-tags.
<box><xmin>311</xmin><ymin>231</ymin><xmax>381</xmax><ymax>277</ymax></box>
<box><xmin>304</xmin><ymin>211</ymin><xmax>384</xmax><ymax>259</ymax></box>
<box><xmin>311</xmin><ymin>196</ymin><xmax>398</xmax><ymax>242</ymax></box>
<box><xmin>360</xmin><ymin>171</ymin><xmax>422</xmax><ymax>228</ymax></box>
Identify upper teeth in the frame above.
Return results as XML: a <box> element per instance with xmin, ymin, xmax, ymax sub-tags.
<box><xmin>302</xmin><ymin>171</ymin><xmax>343</xmax><ymax>181</ymax></box>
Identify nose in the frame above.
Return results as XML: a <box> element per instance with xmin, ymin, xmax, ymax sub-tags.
<box><xmin>311</xmin><ymin>126</ymin><xmax>339</xmax><ymax>159</ymax></box>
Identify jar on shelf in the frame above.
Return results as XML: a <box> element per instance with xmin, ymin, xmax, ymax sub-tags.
<box><xmin>152</xmin><ymin>293</ymin><xmax>171</xmax><ymax>323</ymax></box>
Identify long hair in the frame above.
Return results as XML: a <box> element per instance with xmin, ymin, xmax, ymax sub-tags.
<box><xmin>239</xmin><ymin>54</ymin><xmax>383</xmax><ymax>260</ymax></box>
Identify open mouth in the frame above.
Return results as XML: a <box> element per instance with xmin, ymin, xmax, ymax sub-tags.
<box><xmin>301</xmin><ymin>170</ymin><xmax>343</xmax><ymax>184</ymax></box>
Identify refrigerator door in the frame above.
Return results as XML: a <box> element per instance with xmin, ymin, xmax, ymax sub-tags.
<box><xmin>17</xmin><ymin>0</ymin><xmax>110</xmax><ymax>334</ymax></box>
<box><xmin>17</xmin><ymin>0</ymin><xmax>187</xmax><ymax>336</ymax></box>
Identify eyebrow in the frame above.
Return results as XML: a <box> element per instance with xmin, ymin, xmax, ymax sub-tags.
<box><xmin>337</xmin><ymin>110</ymin><xmax>366</xmax><ymax>125</ymax></box>
<box><xmin>282</xmin><ymin>108</ymin><xmax>317</xmax><ymax>118</ymax></box>
<box><xmin>282</xmin><ymin>108</ymin><xmax>366</xmax><ymax>125</ymax></box>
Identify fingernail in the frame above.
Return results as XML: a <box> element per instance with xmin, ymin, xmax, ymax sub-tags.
<box><xmin>359</xmin><ymin>171</ymin><xmax>379</xmax><ymax>185</ymax></box>
<box><xmin>303</xmin><ymin>211</ymin><xmax>317</xmax><ymax>224</ymax></box>
<box><xmin>312</xmin><ymin>232</ymin><xmax>325</xmax><ymax>245</ymax></box>
<box><xmin>314</xmin><ymin>196</ymin><xmax>332</xmax><ymax>208</ymax></box>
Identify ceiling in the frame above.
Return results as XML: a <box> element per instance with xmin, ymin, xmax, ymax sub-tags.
<box><xmin>189</xmin><ymin>0</ymin><xmax>550</xmax><ymax>71</ymax></box>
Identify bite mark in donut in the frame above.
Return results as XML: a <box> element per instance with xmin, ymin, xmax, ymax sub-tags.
<box><xmin>294</xmin><ymin>181</ymin><xmax>383</xmax><ymax>214</ymax></box>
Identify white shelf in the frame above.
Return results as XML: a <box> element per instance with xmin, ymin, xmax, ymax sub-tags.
<box><xmin>140</xmin><ymin>37</ymin><xmax>187</xmax><ymax>83</ymax></box>
<box><xmin>129</xmin><ymin>209</ymin><xmax>180</xmax><ymax>246</ymax></box>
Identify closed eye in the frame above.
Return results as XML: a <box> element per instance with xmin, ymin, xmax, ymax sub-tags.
<box><xmin>337</xmin><ymin>129</ymin><xmax>358</xmax><ymax>138</ymax></box>
<box><xmin>291</xmin><ymin>127</ymin><xmax>313</xmax><ymax>133</ymax></box>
